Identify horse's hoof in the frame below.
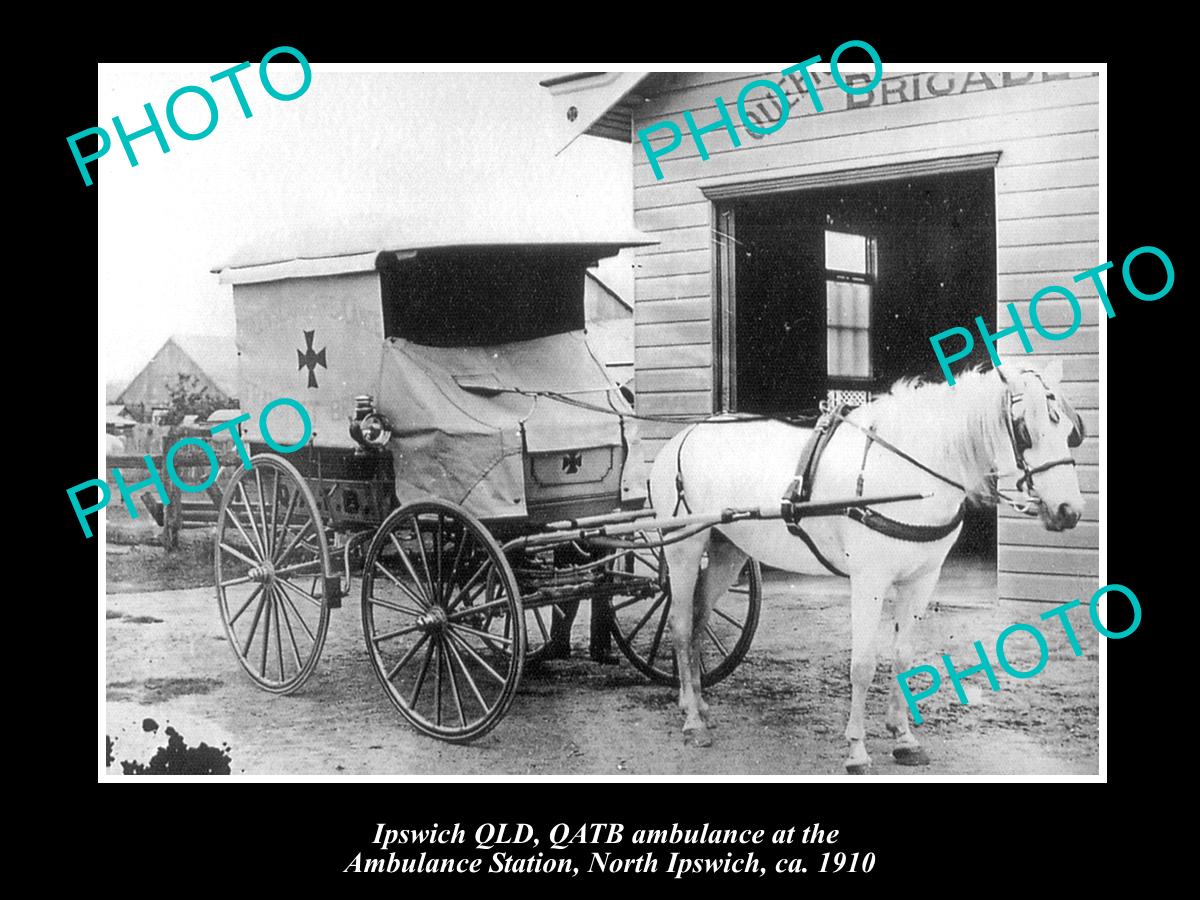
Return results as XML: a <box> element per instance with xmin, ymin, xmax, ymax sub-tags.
<box><xmin>844</xmin><ymin>762</ymin><xmax>871</xmax><ymax>775</ymax></box>
<box><xmin>892</xmin><ymin>746</ymin><xmax>930</xmax><ymax>767</ymax></box>
<box><xmin>700</xmin><ymin>713</ymin><xmax>719</xmax><ymax>729</ymax></box>
<box><xmin>684</xmin><ymin>726</ymin><xmax>713</xmax><ymax>748</ymax></box>
<box><xmin>885</xmin><ymin>722</ymin><xmax>902</xmax><ymax>738</ymax></box>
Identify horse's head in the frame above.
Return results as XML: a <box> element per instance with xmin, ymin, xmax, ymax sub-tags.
<box><xmin>997</xmin><ymin>361</ymin><xmax>1086</xmax><ymax>531</ymax></box>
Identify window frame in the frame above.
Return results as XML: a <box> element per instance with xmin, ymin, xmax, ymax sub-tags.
<box><xmin>824</xmin><ymin>231</ymin><xmax>877</xmax><ymax>386</ymax></box>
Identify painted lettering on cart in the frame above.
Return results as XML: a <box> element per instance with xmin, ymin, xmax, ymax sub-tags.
<box><xmin>636</xmin><ymin>39</ymin><xmax>883</xmax><ymax>180</ymax></box>
<box><xmin>66</xmin><ymin>46</ymin><xmax>312</xmax><ymax>187</ymax></box>
<box><xmin>66</xmin><ymin>397</ymin><xmax>313</xmax><ymax>539</ymax></box>
<box><xmin>930</xmin><ymin>245</ymin><xmax>1176</xmax><ymax>385</ymax></box>
<box><xmin>897</xmin><ymin>583</ymin><xmax>1141</xmax><ymax>723</ymax></box>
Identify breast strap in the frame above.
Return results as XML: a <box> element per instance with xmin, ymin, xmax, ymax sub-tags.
<box><xmin>781</xmin><ymin>404</ymin><xmax>966</xmax><ymax>573</ymax></box>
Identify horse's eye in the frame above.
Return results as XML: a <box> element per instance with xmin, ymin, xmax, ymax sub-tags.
<box><xmin>1048</xmin><ymin>406</ymin><xmax>1060</xmax><ymax>424</ymax></box>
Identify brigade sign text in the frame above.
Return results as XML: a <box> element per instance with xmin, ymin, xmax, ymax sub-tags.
<box><xmin>67</xmin><ymin>47</ymin><xmax>312</xmax><ymax>187</ymax></box>
<box><xmin>637</xmin><ymin>40</ymin><xmax>883</xmax><ymax>181</ymax></box>
<box><xmin>68</xmin><ymin>398</ymin><xmax>312</xmax><ymax>539</ymax></box>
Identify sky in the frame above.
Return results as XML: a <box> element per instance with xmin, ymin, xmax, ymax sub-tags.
<box><xmin>98</xmin><ymin>65</ymin><xmax>635</xmax><ymax>386</ymax></box>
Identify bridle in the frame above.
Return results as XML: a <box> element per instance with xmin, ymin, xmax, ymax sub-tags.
<box><xmin>997</xmin><ymin>371</ymin><xmax>1084</xmax><ymax>516</ymax></box>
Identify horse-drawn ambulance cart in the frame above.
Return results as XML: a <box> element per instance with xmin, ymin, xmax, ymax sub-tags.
<box><xmin>210</xmin><ymin>235</ymin><xmax>784</xmax><ymax>741</ymax></box>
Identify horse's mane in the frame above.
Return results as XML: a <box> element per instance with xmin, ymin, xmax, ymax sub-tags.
<box><xmin>857</xmin><ymin>367</ymin><xmax>1009</xmax><ymax>502</ymax></box>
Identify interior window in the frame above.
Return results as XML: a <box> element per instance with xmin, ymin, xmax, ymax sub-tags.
<box><xmin>824</xmin><ymin>230</ymin><xmax>875</xmax><ymax>381</ymax></box>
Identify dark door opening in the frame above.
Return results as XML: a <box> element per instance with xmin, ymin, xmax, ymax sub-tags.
<box><xmin>716</xmin><ymin>168</ymin><xmax>998</xmax><ymax>558</ymax></box>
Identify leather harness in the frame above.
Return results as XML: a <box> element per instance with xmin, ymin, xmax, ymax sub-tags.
<box><xmin>669</xmin><ymin>376</ymin><xmax>1080</xmax><ymax>579</ymax></box>
<box><xmin>780</xmin><ymin>404</ymin><xmax>967</xmax><ymax>577</ymax></box>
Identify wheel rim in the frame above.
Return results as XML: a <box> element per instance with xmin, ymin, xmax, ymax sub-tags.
<box><xmin>361</xmin><ymin>501</ymin><xmax>525</xmax><ymax>741</ymax></box>
<box><xmin>608</xmin><ymin>537</ymin><xmax>761</xmax><ymax>687</ymax></box>
<box><xmin>214</xmin><ymin>454</ymin><xmax>332</xmax><ymax>694</ymax></box>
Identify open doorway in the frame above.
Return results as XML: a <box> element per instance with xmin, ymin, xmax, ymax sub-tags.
<box><xmin>714</xmin><ymin>166</ymin><xmax>998</xmax><ymax>564</ymax></box>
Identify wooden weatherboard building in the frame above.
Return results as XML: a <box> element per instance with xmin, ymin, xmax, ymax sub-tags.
<box><xmin>543</xmin><ymin>70</ymin><xmax>1100</xmax><ymax>604</ymax></box>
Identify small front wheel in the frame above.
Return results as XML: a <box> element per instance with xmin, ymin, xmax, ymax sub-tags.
<box><xmin>361</xmin><ymin>500</ymin><xmax>525</xmax><ymax>742</ymax></box>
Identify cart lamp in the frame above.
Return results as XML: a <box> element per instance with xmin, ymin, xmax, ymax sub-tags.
<box><xmin>349</xmin><ymin>394</ymin><xmax>392</xmax><ymax>451</ymax></box>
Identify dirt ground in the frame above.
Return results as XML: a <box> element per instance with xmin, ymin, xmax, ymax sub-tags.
<box><xmin>105</xmin><ymin>529</ymin><xmax>1099</xmax><ymax>777</ymax></box>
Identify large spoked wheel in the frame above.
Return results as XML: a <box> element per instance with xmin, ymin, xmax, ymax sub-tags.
<box><xmin>214</xmin><ymin>454</ymin><xmax>333</xmax><ymax>694</ymax></box>
<box><xmin>361</xmin><ymin>500</ymin><xmax>525</xmax><ymax>742</ymax></box>
<box><xmin>607</xmin><ymin>535</ymin><xmax>762</xmax><ymax>687</ymax></box>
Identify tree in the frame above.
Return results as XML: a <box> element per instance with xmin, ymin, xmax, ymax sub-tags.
<box><xmin>162</xmin><ymin>373</ymin><xmax>225</xmax><ymax>425</ymax></box>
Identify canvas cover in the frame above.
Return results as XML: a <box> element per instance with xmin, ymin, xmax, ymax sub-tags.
<box><xmin>378</xmin><ymin>330</ymin><xmax>646</xmax><ymax>519</ymax></box>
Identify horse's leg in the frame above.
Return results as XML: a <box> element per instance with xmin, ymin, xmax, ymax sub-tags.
<box><xmin>690</xmin><ymin>534</ymin><xmax>749</xmax><ymax>727</ymax></box>
<box><xmin>886</xmin><ymin>569</ymin><xmax>939</xmax><ymax>766</ymax></box>
<box><xmin>662</xmin><ymin>533</ymin><xmax>709</xmax><ymax>746</ymax></box>
<box><xmin>844</xmin><ymin>571</ymin><xmax>891</xmax><ymax>774</ymax></box>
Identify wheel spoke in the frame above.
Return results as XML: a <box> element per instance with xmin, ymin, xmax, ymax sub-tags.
<box><xmin>440</xmin><ymin>637</ymin><xmax>468</xmax><ymax>726</ymax></box>
<box><xmin>274</xmin><ymin>559</ymin><xmax>324</xmax><ymax>578</ymax></box>
<box><xmin>712</xmin><ymin>606</ymin><xmax>744</xmax><ymax>630</ymax></box>
<box><xmin>446</xmin><ymin>597</ymin><xmax>511</xmax><ymax>622</ymax></box>
<box><xmin>240</xmin><ymin>592</ymin><xmax>268</xmax><ymax>658</ymax></box>
<box><xmin>267</xmin><ymin>468</ymin><xmax>280</xmax><ymax>558</ymax></box>
<box><xmin>435</xmin><ymin>643</ymin><xmax>444</xmax><ymax>727</ymax></box>
<box><xmin>446</xmin><ymin>628</ymin><xmax>507</xmax><ymax>686</ymax></box>
<box><xmin>272</xmin><ymin>482</ymin><xmax>300</xmax><ymax>563</ymax></box>
<box><xmin>435</xmin><ymin>514</ymin><xmax>445</xmax><ymax>606</ymax></box>
<box><xmin>366</xmin><ymin>595</ymin><xmax>425</xmax><ymax>617</ymax></box>
<box><xmin>411</xmin><ymin>515</ymin><xmax>437</xmax><ymax>606</ymax></box>
<box><xmin>410</xmin><ymin>639</ymin><xmax>437</xmax><ymax>707</ymax></box>
<box><xmin>445</xmin><ymin>528</ymin><xmax>472</xmax><ymax>603</ymax></box>
<box><xmin>255</xmin><ymin>468</ymin><xmax>270</xmax><ymax>560</ymax></box>
<box><xmin>275</xmin><ymin>585</ymin><xmax>304</xmax><ymax>668</ymax></box>
<box><xmin>220</xmin><ymin>574</ymin><xmax>255</xmax><ymax>589</ymax></box>
<box><xmin>273</xmin><ymin>587</ymin><xmax>286</xmax><ymax>680</ymax></box>
<box><xmin>646</xmin><ymin>597</ymin><xmax>669</xmax><ymax>669</ymax></box>
<box><xmin>278</xmin><ymin>588</ymin><xmax>316</xmax><ymax>642</ymax></box>
<box><xmin>445</xmin><ymin>559</ymin><xmax>494</xmax><ymax>613</ymax></box>
<box><xmin>259</xmin><ymin>595</ymin><xmax>272</xmax><ymax>678</ymax></box>
<box><xmin>612</xmin><ymin>593</ymin><xmax>654</xmax><ymax>612</ymax></box>
<box><xmin>237</xmin><ymin>482</ymin><xmax>269</xmax><ymax>561</ymax></box>
<box><xmin>450</xmin><ymin>622</ymin><xmax>514</xmax><ymax>646</ymax></box>
<box><xmin>443</xmin><ymin>632</ymin><xmax>492</xmax><ymax>712</ymax></box>
<box><xmin>385</xmin><ymin>631</ymin><xmax>430</xmax><ymax>681</ymax></box>
<box><xmin>389</xmin><ymin>532</ymin><xmax>433</xmax><ymax>606</ymax></box>
<box><xmin>227</xmin><ymin>583</ymin><xmax>264</xmax><ymax>626</ymax></box>
<box><xmin>631</xmin><ymin>551</ymin><xmax>659</xmax><ymax>571</ymax></box>
<box><xmin>450</xmin><ymin>620</ymin><xmax>512</xmax><ymax>658</ymax></box>
<box><xmin>373</xmin><ymin>559</ymin><xmax>429</xmax><ymax>610</ymax></box>
<box><xmin>276</xmin><ymin>576</ymin><xmax>323</xmax><ymax>609</ymax></box>
<box><xmin>530</xmin><ymin>607</ymin><xmax>550</xmax><ymax>643</ymax></box>
<box><xmin>220</xmin><ymin>541</ymin><xmax>260</xmax><ymax>569</ymax></box>
<box><xmin>626</xmin><ymin>592</ymin><xmax>668</xmax><ymax>642</ymax></box>
<box><xmin>223</xmin><ymin>505</ymin><xmax>264</xmax><ymax>564</ymax></box>
<box><xmin>372</xmin><ymin>622</ymin><xmax>424</xmax><ymax>643</ymax></box>
<box><xmin>705</xmin><ymin>623</ymin><xmax>730</xmax><ymax>658</ymax></box>
<box><xmin>275</xmin><ymin>518</ymin><xmax>315</xmax><ymax>569</ymax></box>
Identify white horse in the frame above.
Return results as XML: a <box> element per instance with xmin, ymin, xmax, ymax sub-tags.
<box><xmin>647</xmin><ymin>361</ymin><xmax>1086</xmax><ymax>773</ymax></box>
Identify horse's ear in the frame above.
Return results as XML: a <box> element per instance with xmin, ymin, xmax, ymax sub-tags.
<box><xmin>1042</xmin><ymin>359</ymin><xmax>1064</xmax><ymax>385</ymax></box>
<box><xmin>1063</xmin><ymin>397</ymin><xmax>1086</xmax><ymax>448</ymax></box>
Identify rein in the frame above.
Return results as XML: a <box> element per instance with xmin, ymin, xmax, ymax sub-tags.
<box><xmin>477</xmin><ymin>379</ymin><xmax>1066</xmax><ymax>519</ymax></box>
